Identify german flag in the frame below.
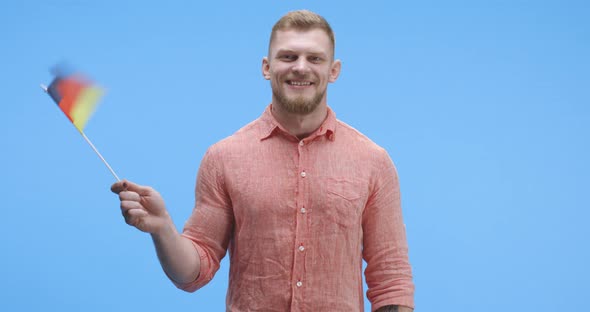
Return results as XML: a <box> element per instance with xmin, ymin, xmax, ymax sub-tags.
<box><xmin>47</xmin><ymin>73</ymin><xmax>103</xmax><ymax>132</ymax></box>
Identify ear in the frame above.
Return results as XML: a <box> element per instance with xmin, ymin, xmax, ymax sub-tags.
<box><xmin>262</xmin><ymin>57</ymin><xmax>271</xmax><ymax>80</ymax></box>
<box><xmin>329</xmin><ymin>59</ymin><xmax>342</xmax><ymax>83</ymax></box>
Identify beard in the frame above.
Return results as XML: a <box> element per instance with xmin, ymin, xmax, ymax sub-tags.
<box><xmin>272</xmin><ymin>81</ymin><xmax>326</xmax><ymax>115</ymax></box>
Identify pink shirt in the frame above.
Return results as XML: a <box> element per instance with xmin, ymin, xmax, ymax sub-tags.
<box><xmin>176</xmin><ymin>105</ymin><xmax>414</xmax><ymax>311</ymax></box>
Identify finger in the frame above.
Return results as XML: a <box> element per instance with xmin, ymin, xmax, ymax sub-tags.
<box><xmin>111</xmin><ymin>180</ymin><xmax>129</xmax><ymax>194</ymax></box>
<box><xmin>124</xmin><ymin>208</ymin><xmax>149</xmax><ymax>227</ymax></box>
<box><xmin>119</xmin><ymin>191</ymin><xmax>141</xmax><ymax>202</ymax></box>
<box><xmin>127</xmin><ymin>208</ymin><xmax>149</xmax><ymax>218</ymax></box>
<box><xmin>120</xmin><ymin>200</ymin><xmax>144</xmax><ymax>214</ymax></box>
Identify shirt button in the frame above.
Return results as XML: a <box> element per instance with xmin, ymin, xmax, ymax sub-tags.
<box><xmin>300</xmin><ymin>207</ymin><xmax>306</xmax><ymax>214</ymax></box>
<box><xmin>296</xmin><ymin>281</ymin><xmax>303</xmax><ymax>287</ymax></box>
<box><xmin>300</xmin><ymin>171</ymin><xmax>306</xmax><ymax>178</ymax></box>
<box><xmin>299</xmin><ymin>141</ymin><xmax>304</xmax><ymax>146</ymax></box>
<box><xmin>298</xmin><ymin>245</ymin><xmax>305</xmax><ymax>252</ymax></box>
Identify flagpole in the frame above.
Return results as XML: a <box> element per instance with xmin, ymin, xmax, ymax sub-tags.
<box><xmin>79</xmin><ymin>131</ymin><xmax>121</xmax><ymax>181</ymax></box>
<box><xmin>41</xmin><ymin>84</ymin><xmax>120</xmax><ymax>181</ymax></box>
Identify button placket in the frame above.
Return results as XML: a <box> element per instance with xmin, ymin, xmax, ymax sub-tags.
<box><xmin>292</xmin><ymin>136</ymin><xmax>308</xmax><ymax>304</ymax></box>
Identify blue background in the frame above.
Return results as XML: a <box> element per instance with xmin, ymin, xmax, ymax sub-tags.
<box><xmin>1</xmin><ymin>0</ymin><xmax>588</xmax><ymax>311</ymax></box>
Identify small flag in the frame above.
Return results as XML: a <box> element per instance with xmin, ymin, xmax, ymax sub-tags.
<box><xmin>41</xmin><ymin>68</ymin><xmax>119</xmax><ymax>181</ymax></box>
<box><xmin>46</xmin><ymin>73</ymin><xmax>103</xmax><ymax>132</ymax></box>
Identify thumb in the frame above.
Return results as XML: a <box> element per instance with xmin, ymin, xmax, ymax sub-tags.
<box><xmin>120</xmin><ymin>180</ymin><xmax>154</xmax><ymax>196</ymax></box>
<box><xmin>110</xmin><ymin>180</ymin><xmax>128</xmax><ymax>194</ymax></box>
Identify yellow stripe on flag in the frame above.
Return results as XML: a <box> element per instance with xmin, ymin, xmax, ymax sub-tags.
<box><xmin>71</xmin><ymin>86</ymin><xmax>103</xmax><ymax>131</ymax></box>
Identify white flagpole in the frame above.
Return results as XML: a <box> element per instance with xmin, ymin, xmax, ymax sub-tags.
<box><xmin>41</xmin><ymin>84</ymin><xmax>120</xmax><ymax>181</ymax></box>
<box><xmin>79</xmin><ymin>131</ymin><xmax>120</xmax><ymax>181</ymax></box>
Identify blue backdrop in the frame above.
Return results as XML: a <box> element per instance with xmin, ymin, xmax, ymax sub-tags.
<box><xmin>1</xmin><ymin>1</ymin><xmax>588</xmax><ymax>311</ymax></box>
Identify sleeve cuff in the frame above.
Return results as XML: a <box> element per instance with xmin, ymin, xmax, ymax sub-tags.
<box><xmin>168</xmin><ymin>237</ymin><xmax>212</xmax><ymax>293</ymax></box>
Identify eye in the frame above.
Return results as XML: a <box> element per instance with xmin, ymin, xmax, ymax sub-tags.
<box><xmin>308</xmin><ymin>56</ymin><xmax>323</xmax><ymax>63</ymax></box>
<box><xmin>278</xmin><ymin>54</ymin><xmax>297</xmax><ymax>61</ymax></box>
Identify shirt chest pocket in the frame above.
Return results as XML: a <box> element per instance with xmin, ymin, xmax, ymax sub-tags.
<box><xmin>319</xmin><ymin>177</ymin><xmax>365</xmax><ymax>229</ymax></box>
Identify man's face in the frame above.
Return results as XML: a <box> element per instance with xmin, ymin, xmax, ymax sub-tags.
<box><xmin>263</xmin><ymin>29</ymin><xmax>341</xmax><ymax>115</ymax></box>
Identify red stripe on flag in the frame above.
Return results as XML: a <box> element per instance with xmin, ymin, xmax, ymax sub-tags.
<box><xmin>57</xmin><ymin>76</ymin><xmax>88</xmax><ymax>122</ymax></box>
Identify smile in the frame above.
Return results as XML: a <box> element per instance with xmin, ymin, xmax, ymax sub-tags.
<box><xmin>287</xmin><ymin>80</ymin><xmax>313</xmax><ymax>86</ymax></box>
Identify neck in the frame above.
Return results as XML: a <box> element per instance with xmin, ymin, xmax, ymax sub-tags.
<box><xmin>271</xmin><ymin>103</ymin><xmax>328</xmax><ymax>140</ymax></box>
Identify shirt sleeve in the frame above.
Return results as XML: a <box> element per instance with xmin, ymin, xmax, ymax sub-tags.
<box><xmin>362</xmin><ymin>148</ymin><xmax>415</xmax><ymax>310</ymax></box>
<box><xmin>173</xmin><ymin>145</ymin><xmax>234</xmax><ymax>292</ymax></box>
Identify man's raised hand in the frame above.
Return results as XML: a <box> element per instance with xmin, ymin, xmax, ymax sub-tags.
<box><xmin>111</xmin><ymin>180</ymin><xmax>173</xmax><ymax>234</ymax></box>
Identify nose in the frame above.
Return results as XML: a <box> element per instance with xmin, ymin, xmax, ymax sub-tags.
<box><xmin>291</xmin><ymin>58</ymin><xmax>311</xmax><ymax>75</ymax></box>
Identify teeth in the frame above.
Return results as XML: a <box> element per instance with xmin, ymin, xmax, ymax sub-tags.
<box><xmin>289</xmin><ymin>81</ymin><xmax>311</xmax><ymax>86</ymax></box>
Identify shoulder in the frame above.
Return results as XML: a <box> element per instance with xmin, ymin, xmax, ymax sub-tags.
<box><xmin>335</xmin><ymin>119</ymin><xmax>392</xmax><ymax>163</ymax></box>
<box><xmin>204</xmin><ymin>117</ymin><xmax>262</xmax><ymax>159</ymax></box>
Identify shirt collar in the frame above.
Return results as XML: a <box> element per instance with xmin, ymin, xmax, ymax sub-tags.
<box><xmin>259</xmin><ymin>104</ymin><xmax>337</xmax><ymax>142</ymax></box>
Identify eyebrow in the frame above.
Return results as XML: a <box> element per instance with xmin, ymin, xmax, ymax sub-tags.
<box><xmin>275</xmin><ymin>49</ymin><xmax>328</xmax><ymax>58</ymax></box>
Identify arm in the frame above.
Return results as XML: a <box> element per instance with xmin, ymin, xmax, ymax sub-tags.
<box><xmin>375</xmin><ymin>305</ymin><xmax>413</xmax><ymax>312</ymax></box>
<box><xmin>111</xmin><ymin>180</ymin><xmax>201</xmax><ymax>284</ymax></box>
<box><xmin>175</xmin><ymin>146</ymin><xmax>234</xmax><ymax>291</ymax></box>
<box><xmin>363</xmin><ymin>149</ymin><xmax>415</xmax><ymax>310</ymax></box>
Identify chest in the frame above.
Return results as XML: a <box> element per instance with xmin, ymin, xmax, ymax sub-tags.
<box><xmin>223</xmin><ymin>139</ymin><xmax>371</xmax><ymax>235</ymax></box>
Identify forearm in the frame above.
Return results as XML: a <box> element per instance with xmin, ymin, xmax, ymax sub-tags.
<box><xmin>375</xmin><ymin>305</ymin><xmax>413</xmax><ymax>312</ymax></box>
<box><xmin>151</xmin><ymin>219</ymin><xmax>201</xmax><ymax>284</ymax></box>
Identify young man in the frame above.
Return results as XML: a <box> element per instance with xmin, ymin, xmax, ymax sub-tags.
<box><xmin>111</xmin><ymin>10</ymin><xmax>414</xmax><ymax>311</ymax></box>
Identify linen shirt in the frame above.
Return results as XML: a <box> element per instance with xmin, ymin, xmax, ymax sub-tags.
<box><xmin>176</xmin><ymin>105</ymin><xmax>414</xmax><ymax>311</ymax></box>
